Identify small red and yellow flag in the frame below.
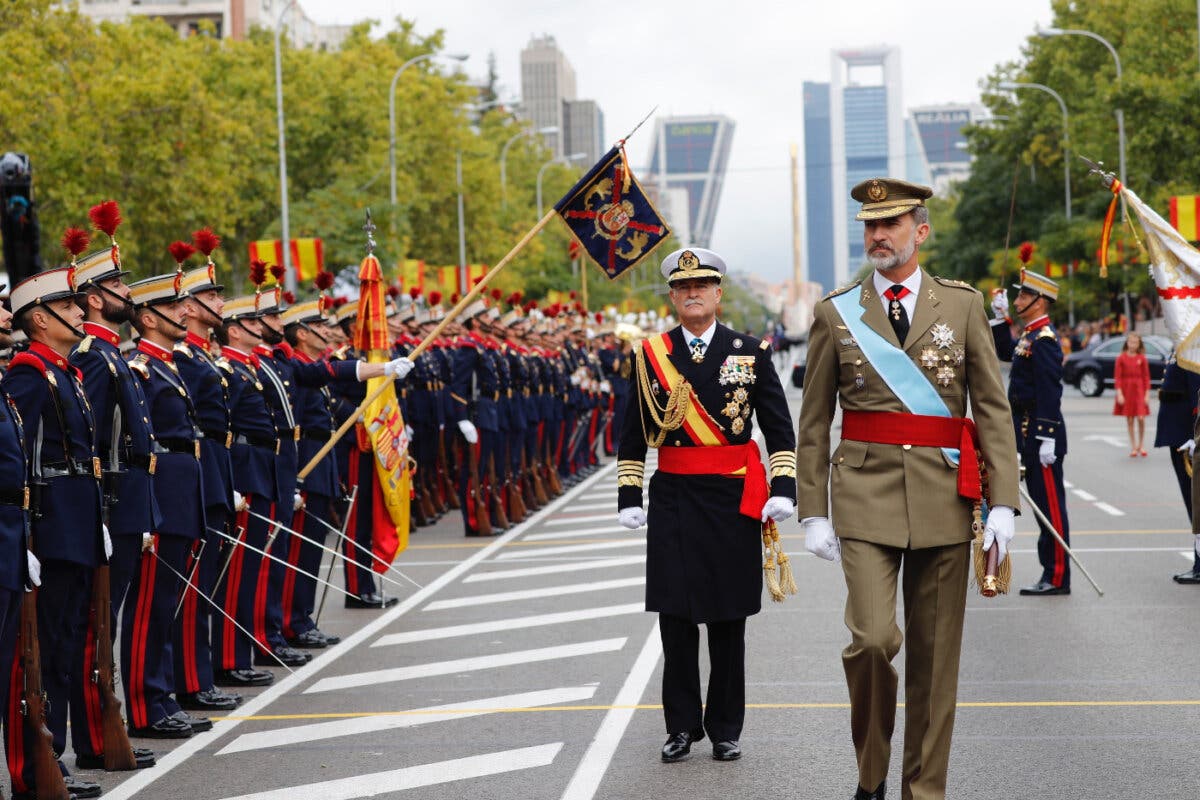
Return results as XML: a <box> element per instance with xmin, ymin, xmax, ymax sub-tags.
<box><xmin>1169</xmin><ymin>195</ymin><xmax>1200</xmax><ymax>241</ymax></box>
<box><xmin>247</xmin><ymin>238</ymin><xmax>324</xmax><ymax>284</ymax></box>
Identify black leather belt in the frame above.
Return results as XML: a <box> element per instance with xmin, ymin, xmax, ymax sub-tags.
<box><xmin>302</xmin><ymin>429</ymin><xmax>331</xmax><ymax>443</ymax></box>
<box><xmin>277</xmin><ymin>426</ymin><xmax>301</xmax><ymax>442</ymax></box>
<box><xmin>127</xmin><ymin>453</ymin><xmax>158</xmax><ymax>475</ymax></box>
<box><xmin>157</xmin><ymin>437</ymin><xmax>201</xmax><ymax>459</ymax></box>
<box><xmin>202</xmin><ymin>428</ymin><xmax>233</xmax><ymax>448</ymax></box>
<box><xmin>235</xmin><ymin>434</ymin><xmax>281</xmax><ymax>454</ymax></box>
<box><xmin>0</xmin><ymin>487</ymin><xmax>29</xmax><ymax>509</ymax></box>
<box><xmin>41</xmin><ymin>459</ymin><xmax>102</xmax><ymax>479</ymax></box>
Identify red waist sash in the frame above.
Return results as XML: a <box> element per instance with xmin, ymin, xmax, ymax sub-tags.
<box><xmin>840</xmin><ymin>410</ymin><xmax>982</xmax><ymax>501</ymax></box>
<box><xmin>657</xmin><ymin>441</ymin><xmax>767</xmax><ymax>519</ymax></box>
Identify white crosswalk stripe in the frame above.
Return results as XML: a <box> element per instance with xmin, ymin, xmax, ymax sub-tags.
<box><xmin>463</xmin><ymin>555</ymin><xmax>646</xmax><ymax>582</ymax></box>
<box><xmin>423</xmin><ymin>577</ymin><xmax>645</xmax><ymax>610</ymax></box>
<box><xmin>522</xmin><ymin>525</ymin><xmax>629</xmax><ymax>541</ymax></box>
<box><xmin>371</xmin><ymin>604</ymin><xmax>645</xmax><ymax>646</ymax></box>
<box><xmin>495</xmin><ymin>539</ymin><xmax>645</xmax><ymax>560</ymax></box>
<box><xmin>543</xmin><ymin>513</ymin><xmax>614</xmax><ymax>526</ymax></box>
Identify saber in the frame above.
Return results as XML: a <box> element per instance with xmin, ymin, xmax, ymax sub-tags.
<box><xmin>242</xmin><ymin>506</ymin><xmax>411</xmax><ymax>591</ymax></box>
<box><xmin>317</xmin><ymin>487</ymin><xmax>357</xmax><ymax>626</ymax></box>
<box><xmin>300</xmin><ymin>506</ymin><xmax>422</xmax><ymax>590</ymax></box>
<box><xmin>210</xmin><ymin>523</ymin><xmax>245</xmax><ymax>600</ymax></box>
<box><xmin>1018</xmin><ymin>475</ymin><xmax>1104</xmax><ymax>597</ymax></box>
<box><xmin>173</xmin><ymin>538</ymin><xmax>208</xmax><ymax>620</ymax></box>
<box><xmin>150</xmin><ymin>549</ymin><xmax>295</xmax><ymax>674</ymax></box>
<box><xmin>208</xmin><ymin>525</ymin><xmax>360</xmax><ymax>602</ymax></box>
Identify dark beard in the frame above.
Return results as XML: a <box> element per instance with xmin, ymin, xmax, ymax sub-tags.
<box><xmin>259</xmin><ymin>323</ymin><xmax>284</xmax><ymax>345</ymax></box>
<box><xmin>100</xmin><ymin>298</ymin><xmax>131</xmax><ymax>325</ymax></box>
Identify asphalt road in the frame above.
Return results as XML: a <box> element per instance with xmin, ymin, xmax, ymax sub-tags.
<box><xmin>82</xmin><ymin>375</ymin><xmax>1200</xmax><ymax>800</ymax></box>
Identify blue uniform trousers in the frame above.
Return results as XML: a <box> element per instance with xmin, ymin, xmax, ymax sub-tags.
<box><xmin>215</xmin><ymin>494</ymin><xmax>273</xmax><ymax>670</ymax></box>
<box><xmin>1022</xmin><ymin>449</ymin><xmax>1071</xmax><ymax>589</ymax></box>
<box><xmin>174</xmin><ymin>513</ymin><xmax>224</xmax><ymax>696</ymax></box>
<box><xmin>279</xmin><ymin>492</ymin><xmax>330</xmax><ymax>639</ymax></box>
<box><xmin>342</xmin><ymin>453</ymin><xmax>378</xmax><ymax>598</ymax></box>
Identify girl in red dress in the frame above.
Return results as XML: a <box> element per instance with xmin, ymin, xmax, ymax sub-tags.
<box><xmin>1113</xmin><ymin>332</ymin><xmax>1151</xmax><ymax>456</ymax></box>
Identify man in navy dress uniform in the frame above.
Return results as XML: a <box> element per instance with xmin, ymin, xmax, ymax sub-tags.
<box><xmin>1156</xmin><ymin>358</ymin><xmax>1200</xmax><ymax>583</ymax></box>
<box><xmin>991</xmin><ymin>270</ymin><xmax>1071</xmax><ymax>595</ymax></box>
<box><xmin>2</xmin><ymin>267</ymin><xmax>105</xmax><ymax>799</ymax></box>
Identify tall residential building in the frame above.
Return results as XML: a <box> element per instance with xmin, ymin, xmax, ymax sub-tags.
<box><xmin>646</xmin><ymin>115</ymin><xmax>735</xmax><ymax>249</ymax></box>
<box><xmin>564</xmin><ymin>99</ymin><xmax>605</xmax><ymax>164</ymax></box>
<box><xmin>519</xmin><ymin>35</ymin><xmax>577</xmax><ymax>157</ymax></box>
<box><xmin>74</xmin><ymin>0</ymin><xmax>348</xmax><ymax>46</ymax></box>
<box><xmin>910</xmin><ymin>103</ymin><xmax>987</xmax><ymax>193</ymax></box>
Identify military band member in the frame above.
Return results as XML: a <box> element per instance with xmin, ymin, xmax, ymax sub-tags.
<box><xmin>991</xmin><ymin>271</ymin><xmax>1071</xmax><ymax>595</ymax></box>
<box><xmin>3</xmin><ymin>267</ymin><xmax>105</xmax><ymax>800</ymax></box>
<box><xmin>617</xmin><ymin>247</ymin><xmax>797</xmax><ymax>764</ymax></box>
<box><xmin>796</xmin><ymin>178</ymin><xmax>1019</xmax><ymax>800</ymax></box>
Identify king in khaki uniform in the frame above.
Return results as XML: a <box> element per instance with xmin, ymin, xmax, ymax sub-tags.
<box><xmin>616</xmin><ymin>247</ymin><xmax>797</xmax><ymax>765</ymax></box>
<box><xmin>795</xmin><ymin>178</ymin><xmax>1020</xmax><ymax>800</ymax></box>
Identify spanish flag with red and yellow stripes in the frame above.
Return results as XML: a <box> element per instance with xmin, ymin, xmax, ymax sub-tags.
<box><xmin>1170</xmin><ymin>196</ymin><xmax>1200</xmax><ymax>242</ymax></box>
<box><xmin>247</xmin><ymin>238</ymin><xmax>324</xmax><ymax>284</ymax></box>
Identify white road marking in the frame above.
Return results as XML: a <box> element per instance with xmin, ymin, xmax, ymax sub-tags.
<box><xmin>423</xmin><ymin>577</ymin><xmax>645</xmax><ymax>611</ymax></box>
<box><xmin>523</xmin><ymin>526</ymin><xmax>629</xmax><ymax>542</ymax></box>
<box><xmin>1072</xmin><ymin>489</ymin><xmax>1097</xmax><ymax>502</ymax></box>
<box><xmin>216</xmin><ymin>743</ymin><xmax>563</xmax><ymax>800</ymax></box>
<box><xmin>464</xmin><ymin>555</ymin><xmax>646</xmax><ymax>582</ymax></box>
<box><xmin>559</xmin><ymin>621</ymin><xmax>663</xmax><ymax>800</ymax></box>
<box><xmin>544</xmin><ymin>513</ymin><xmax>616</xmax><ymax>526</ymax></box>
<box><xmin>1094</xmin><ymin>502</ymin><xmax>1125</xmax><ymax>516</ymax></box>
<box><xmin>372</xmin><ymin>604</ymin><xmax>645</xmax><ymax>646</ymax></box>
<box><xmin>495</xmin><ymin>540</ymin><xmax>646</xmax><ymax>560</ymax></box>
<box><xmin>305</xmin><ymin>638</ymin><xmax>628</xmax><ymax>694</ymax></box>
<box><xmin>217</xmin><ymin>687</ymin><xmax>597</xmax><ymax>755</ymax></box>
<box><xmin>1083</xmin><ymin>434</ymin><xmax>1129</xmax><ymax>449</ymax></box>
<box><xmin>1063</xmin><ymin>480</ymin><xmax>1074</xmax><ymax>488</ymax></box>
<box><xmin>1179</xmin><ymin>551</ymin><xmax>1195</xmax><ymax>561</ymax></box>
<box><xmin>559</xmin><ymin>501</ymin><xmax>622</xmax><ymax>512</ymax></box>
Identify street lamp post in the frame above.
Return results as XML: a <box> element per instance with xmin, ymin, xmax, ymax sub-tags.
<box><xmin>500</xmin><ymin>125</ymin><xmax>558</xmax><ymax>206</ymax></box>
<box><xmin>273</xmin><ymin>0</ymin><xmax>299</xmax><ymax>293</ymax></box>
<box><xmin>389</xmin><ymin>53</ymin><xmax>469</xmax><ymax>207</ymax></box>
<box><xmin>1037</xmin><ymin>26</ymin><xmax>1131</xmax><ymax>325</ymax></box>
<box><xmin>536</xmin><ymin>153</ymin><xmax>586</xmax><ymax>219</ymax></box>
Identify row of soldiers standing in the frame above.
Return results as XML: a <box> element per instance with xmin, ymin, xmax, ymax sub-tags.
<box><xmin>0</xmin><ymin>203</ymin><xmax>634</xmax><ymax>800</ymax></box>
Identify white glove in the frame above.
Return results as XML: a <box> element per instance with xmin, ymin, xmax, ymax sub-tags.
<box><xmin>570</xmin><ymin>374</ymin><xmax>581</xmax><ymax>386</ymax></box>
<box><xmin>991</xmin><ymin>291</ymin><xmax>1009</xmax><ymax>319</ymax></box>
<box><xmin>102</xmin><ymin>524</ymin><xmax>113</xmax><ymax>560</ymax></box>
<box><xmin>233</xmin><ymin>490</ymin><xmax>247</xmax><ymax>512</ymax></box>
<box><xmin>26</xmin><ymin>551</ymin><xmax>40</xmax><ymax>588</ymax></box>
<box><xmin>618</xmin><ymin>507</ymin><xmax>646</xmax><ymax>529</ymax></box>
<box><xmin>599</xmin><ymin>380</ymin><xmax>611</xmax><ymax>393</ymax></box>
<box><xmin>1179</xmin><ymin>439</ymin><xmax>1196</xmax><ymax>457</ymax></box>
<box><xmin>384</xmin><ymin>357</ymin><xmax>414</xmax><ymax>379</ymax></box>
<box><xmin>761</xmin><ymin>496</ymin><xmax>796</xmax><ymax>523</ymax></box>
<box><xmin>802</xmin><ymin>516</ymin><xmax>841</xmax><ymax>562</ymax></box>
<box><xmin>457</xmin><ymin>419</ymin><xmax>479</xmax><ymax>444</ymax></box>
<box><xmin>982</xmin><ymin>505</ymin><xmax>1016</xmax><ymax>561</ymax></box>
<box><xmin>293</xmin><ymin>490</ymin><xmax>304</xmax><ymax>511</ymax></box>
<box><xmin>1038</xmin><ymin>438</ymin><xmax>1056</xmax><ymax>466</ymax></box>
<box><xmin>405</xmin><ymin>425</ymin><xmax>414</xmax><ymax>440</ymax></box>
<box><xmin>141</xmin><ymin>532</ymin><xmax>155</xmax><ymax>552</ymax></box>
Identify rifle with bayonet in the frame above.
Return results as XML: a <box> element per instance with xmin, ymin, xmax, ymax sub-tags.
<box><xmin>18</xmin><ymin>587</ymin><xmax>70</xmax><ymax>800</ymax></box>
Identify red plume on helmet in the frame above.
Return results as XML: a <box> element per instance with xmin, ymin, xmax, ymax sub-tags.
<box><xmin>269</xmin><ymin>263</ymin><xmax>286</xmax><ymax>283</ymax></box>
<box><xmin>386</xmin><ymin>285</ymin><xmax>400</xmax><ymax>298</ymax></box>
<box><xmin>1018</xmin><ymin>241</ymin><xmax>1035</xmax><ymax>265</ymax></box>
<box><xmin>332</xmin><ymin>296</ymin><xmax>348</xmax><ymax>308</ymax></box>
<box><xmin>282</xmin><ymin>291</ymin><xmax>297</xmax><ymax>305</ymax></box>
<box><xmin>249</xmin><ymin>259</ymin><xmax>268</xmax><ymax>287</ymax></box>
<box><xmin>169</xmin><ymin>241</ymin><xmax>196</xmax><ymax>266</ymax></box>
<box><xmin>61</xmin><ymin>228</ymin><xmax>90</xmax><ymax>261</ymax></box>
<box><xmin>508</xmin><ymin>291</ymin><xmax>523</xmax><ymax>306</ymax></box>
<box><xmin>450</xmin><ymin>292</ymin><xmax>460</xmax><ymax>304</ymax></box>
<box><xmin>88</xmin><ymin>201</ymin><xmax>122</xmax><ymax>239</ymax></box>
<box><xmin>490</xmin><ymin>288</ymin><xmax>502</xmax><ymax>302</ymax></box>
<box><xmin>574</xmin><ymin>302</ymin><xmax>584</xmax><ymax>313</ymax></box>
<box><xmin>568</xmin><ymin>290</ymin><xmax>577</xmax><ymax>300</ymax></box>
<box><xmin>314</xmin><ymin>270</ymin><xmax>334</xmax><ymax>291</ymax></box>
<box><xmin>192</xmin><ymin>227</ymin><xmax>221</xmax><ymax>259</ymax></box>
<box><xmin>429</xmin><ymin>291</ymin><xmax>443</xmax><ymax>306</ymax></box>
<box><xmin>409</xmin><ymin>287</ymin><xmax>421</xmax><ymax>300</ymax></box>
<box><xmin>594</xmin><ymin>312</ymin><xmax>603</xmax><ymax>324</ymax></box>
<box><xmin>527</xmin><ymin>299</ymin><xmax>538</xmax><ymax>311</ymax></box>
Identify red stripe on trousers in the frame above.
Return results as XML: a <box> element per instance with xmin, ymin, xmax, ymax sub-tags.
<box><xmin>345</xmin><ymin>459</ymin><xmax>361</xmax><ymax>595</ymax></box>
<box><xmin>281</xmin><ymin>516</ymin><xmax>303</xmax><ymax>640</ymax></box>
<box><xmin>130</xmin><ymin>548</ymin><xmax>157</xmax><ymax>728</ymax></box>
<box><xmin>223</xmin><ymin>505</ymin><xmax>250</xmax><ymax>669</ymax></box>
<box><xmin>7</xmin><ymin>636</ymin><xmax>27</xmax><ymax>793</ymax></box>
<box><xmin>1042</xmin><ymin>465</ymin><xmax>1067</xmax><ymax>587</ymax></box>
<box><xmin>180</xmin><ymin>544</ymin><xmax>200</xmax><ymax>693</ymax></box>
<box><xmin>252</xmin><ymin>503</ymin><xmax>275</xmax><ymax>653</ymax></box>
<box><xmin>80</xmin><ymin>611</ymin><xmax>103</xmax><ymax>752</ymax></box>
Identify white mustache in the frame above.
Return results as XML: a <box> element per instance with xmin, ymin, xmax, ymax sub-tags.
<box><xmin>684</xmin><ymin>299</ymin><xmax>704</xmax><ymax>307</ymax></box>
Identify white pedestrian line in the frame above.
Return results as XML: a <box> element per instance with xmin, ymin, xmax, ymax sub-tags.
<box><xmin>372</xmin><ymin>604</ymin><xmax>645</xmax><ymax>646</ymax></box>
<box><xmin>424</xmin><ymin>577</ymin><xmax>645</xmax><ymax>610</ymax></box>
<box><xmin>560</xmin><ymin>621</ymin><xmax>663</xmax><ymax>800</ymax></box>
<box><xmin>1094</xmin><ymin>502</ymin><xmax>1125</xmax><ymax>517</ymax></box>
<box><xmin>1083</xmin><ymin>434</ymin><xmax>1129</xmax><ymax>449</ymax></box>
<box><xmin>464</xmin><ymin>555</ymin><xmax>646</xmax><ymax>582</ymax></box>
<box><xmin>560</xmin><ymin>501</ymin><xmax>621</xmax><ymax>512</ymax></box>
<box><xmin>523</xmin><ymin>525</ymin><xmax>627</xmax><ymax>542</ymax></box>
<box><xmin>217</xmin><ymin>687</ymin><xmax>597</xmax><ymax>756</ymax></box>
<box><xmin>216</xmin><ymin>743</ymin><xmax>563</xmax><ymax>800</ymax></box>
<box><xmin>1063</xmin><ymin>480</ymin><xmax>1074</xmax><ymax>489</ymax></box>
<box><xmin>305</xmin><ymin>638</ymin><xmax>627</xmax><ymax>694</ymax></box>
<box><xmin>495</xmin><ymin>539</ymin><xmax>647</xmax><ymax>560</ymax></box>
<box><xmin>1072</xmin><ymin>489</ymin><xmax>1097</xmax><ymax>502</ymax></box>
<box><xmin>544</xmin><ymin>513</ymin><xmax>614</xmax><ymax>526</ymax></box>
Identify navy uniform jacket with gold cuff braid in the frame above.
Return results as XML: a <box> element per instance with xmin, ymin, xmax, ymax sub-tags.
<box><xmin>992</xmin><ymin>317</ymin><xmax>1066</xmax><ymax>456</ymax></box>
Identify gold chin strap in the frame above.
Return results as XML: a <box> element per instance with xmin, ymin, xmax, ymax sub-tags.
<box><xmin>634</xmin><ymin>344</ymin><xmax>690</xmax><ymax>448</ymax></box>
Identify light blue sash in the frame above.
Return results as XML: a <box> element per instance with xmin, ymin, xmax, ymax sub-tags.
<box><xmin>830</xmin><ymin>285</ymin><xmax>959</xmax><ymax>464</ymax></box>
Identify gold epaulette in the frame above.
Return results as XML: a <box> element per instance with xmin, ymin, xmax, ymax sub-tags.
<box><xmin>216</xmin><ymin>357</ymin><xmax>234</xmax><ymax>374</ymax></box>
<box><xmin>1037</xmin><ymin>326</ymin><xmax>1057</xmax><ymax>340</ymax></box>
<box><xmin>174</xmin><ymin>342</ymin><xmax>193</xmax><ymax>358</ymax></box>
<box><xmin>932</xmin><ymin>275</ymin><xmax>980</xmax><ymax>293</ymax></box>
<box><xmin>768</xmin><ymin>450</ymin><xmax>797</xmax><ymax>479</ymax></box>
<box><xmin>128</xmin><ymin>354</ymin><xmax>150</xmax><ymax>379</ymax></box>
<box><xmin>617</xmin><ymin>459</ymin><xmax>645</xmax><ymax>488</ymax></box>
<box><xmin>759</xmin><ymin>339</ymin><xmax>770</xmax><ymax>351</ymax></box>
<box><xmin>822</xmin><ymin>280</ymin><xmax>862</xmax><ymax>301</ymax></box>
<box><xmin>76</xmin><ymin>335</ymin><xmax>94</xmax><ymax>354</ymax></box>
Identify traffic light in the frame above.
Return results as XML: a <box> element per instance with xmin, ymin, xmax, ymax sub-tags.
<box><xmin>0</xmin><ymin>152</ymin><xmax>43</xmax><ymax>286</ymax></box>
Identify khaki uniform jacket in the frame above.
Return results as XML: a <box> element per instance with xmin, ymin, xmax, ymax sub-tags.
<box><xmin>796</xmin><ymin>270</ymin><xmax>1020</xmax><ymax>549</ymax></box>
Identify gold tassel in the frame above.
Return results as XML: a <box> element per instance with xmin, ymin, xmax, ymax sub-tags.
<box><xmin>761</xmin><ymin>521</ymin><xmax>793</xmax><ymax>602</ymax></box>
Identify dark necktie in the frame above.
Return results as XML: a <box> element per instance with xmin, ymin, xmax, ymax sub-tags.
<box><xmin>884</xmin><ymin>284</ymin><xmax>911</xmax><ymax>345</ymax></box>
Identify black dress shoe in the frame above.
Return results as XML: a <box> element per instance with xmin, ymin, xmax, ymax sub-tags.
<box><xmin>712</xmin><ymin>740</ymin><xmax>741</xmax><ymax>761</ymax></box>
<box><xmin>75</xmin><ymin>746</ymin><xmax>156</xmax><ymax>770</ymax></box>
<box><xmin>287</xmin><ymin>628</ymin><xmax>329</xmax><ymax>649</ymax></box>
<box><xmin>344</xmin><ymin>593</ymin><xmax>399</xmax><ymax>609</ymax></box>
<box><xmin>1173</xmin><ymin>568</ymin><xmax>1200</xmax><ymax>584</ymax></box>
<box><xmin>661</xmin><ymin>728</ymin><xmax>705</xmax><ymax>762</ymax></box>
<box><xmin>315</xmin><ymin>628</ymin><xmax>341</xmax><ymax>645</ymax></box>
<box><xmin>214</xmin><ymin>668</ymin><xmax>274</xmax><ymax>687</ymax></box>
<box><xmin>63</xmin><ymin>777</ymin><xmax>102</xmax><ymax>798</ymax></box>
<box><xmin>853</xmin><ymin>780</ymin><xmax>886</xmax><ymax>800</ymax></box>
<box><xmin>171</xmin><ymin>710</ymin><xmax>213</xmax><ymax>732</ymax></box>
<box><xmin>130</xmin><ymin>715</ymin><xmax>193</xmax><ymax>739</ymax></box>
<box><xmin>257</xmin><ymin>645</ymin><xmax>312</xmax><ymax>667</ymax></box>
<box><xmin>1019</xmin><ymin>580</ymin><xmax>1070</xmax><ymax>595</ymax></box>
<box><xmin>178</xmin><ymin>688</ymin><xmax>240</xmax><ymax>711</ymax></box>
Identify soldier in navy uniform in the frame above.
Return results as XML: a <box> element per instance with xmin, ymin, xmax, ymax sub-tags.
<box><xmin>2</xmin><ymin>267</ymin><xmax>105</xmax><ymax>800</ymax></box>
<box><xmin>1155</xmin><ymin>358</ymin><xmax>1200</xmax><ymax>583</ymax></box>
<box><xmin>175</xmin><ymin>261</ymin><xmax>270</xmax><ymax>695</ymax></box>
<box><xmin>617</xmin><ymin>247</ymin><xmax>797</xmax><ymax>764</ymax></box>
<box><xmin>66</xmin><ymin>230</ymin><xmax>163</xmax><ymax>764</ymax></box>
<box><xmin>991</xmin><ymin>271</ymin><xmax>1071</xmax><ymax>595</ymax></box>
<box><xmin>122</xmin><ymin>270</ymin><xmax>211</xmax><ymax>738</ymax></box>
<box><xmin>449</xmin><ymin>302</ymin><xmax>497</xmax><ymax>535</ymax></box>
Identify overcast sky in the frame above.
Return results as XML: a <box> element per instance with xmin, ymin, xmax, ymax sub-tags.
<box><xmin>307</xmin><ymin>0</ymin><xmax>1054</xmax><ymax>282</ymax></box>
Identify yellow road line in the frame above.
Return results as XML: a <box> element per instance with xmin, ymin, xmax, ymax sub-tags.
<box><xmin>213</xmin><ymin>698</ymin><xmax>1200</xmax><ymax>722</ymax></box>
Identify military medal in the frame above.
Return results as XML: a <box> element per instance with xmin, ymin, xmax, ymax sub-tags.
<box><xmin>931</xmin><ymin>323</ymin><xmax>956</xmax><ymax>349</ymax></box>
<box><xmin>854</xmin><ymin>373</ymin><xmax>865</xmax><ymax>390</ymax></box>
<box><xmin>936</xmin><ymin>365</ymin><xmax>954</xmax><ymax>387</ymax></box>
<box><xmin>919</xmin><ymin>347</ymin><xmax>939</xmax><ymax>370</ymax></box>
<box><xmin>731</xmin><ymin>417</ymin><xmax>744</xmax><ymax>435</ymax></box>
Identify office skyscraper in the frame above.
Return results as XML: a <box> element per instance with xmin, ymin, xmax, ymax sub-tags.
<box><xmin>910</xmin><ymin>104</ymin><xmax>986</xmax><ymax>193</ymax></box>
<box><xmin>802</xmin><ymin>82</ymin><xmax>835</xmax><ymax>294</ymax></box>
<box><xmin>564</xmin><ymin>99</ymin><xmax>605</xmax><ymax>164</ymax></box>
<box><xmin>519</xmin><ymin>35</ymin><xmax>577</xmax><ymax>157</ymax></box>
<box><xmin>646</xmin><ymin>115</ymin><xmax>735</xmax><ymax>249</ymax></box>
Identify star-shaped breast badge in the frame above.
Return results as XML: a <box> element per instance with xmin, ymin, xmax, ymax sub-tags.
<box><xmin>931</xmin><ymin>323</ymin><xmax>956</xmax><ymax>350</ymax></box>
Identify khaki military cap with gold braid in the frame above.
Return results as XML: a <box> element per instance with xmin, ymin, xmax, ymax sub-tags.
<box><xmin>852</xmin><ymin>177</ymin><xmax>934</xmax><ymax>221</ymax></box>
